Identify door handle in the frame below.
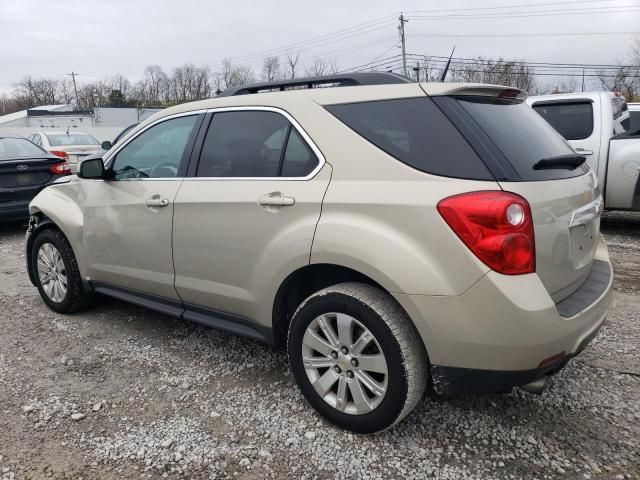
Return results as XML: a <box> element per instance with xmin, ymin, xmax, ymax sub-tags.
<box><xmin>145</xmin><ymin>196</ymin><xmax>170</xmax><ymax>208</ymax></box>
<box><xmin>258</xmin><ymin>192</ymin><xmax>295</xmax><ymax>207</ymax></box>
<box><xmin>574</xmin><ymin>148</ymin><xmax>593</xmax><ymax>156</ymax></box>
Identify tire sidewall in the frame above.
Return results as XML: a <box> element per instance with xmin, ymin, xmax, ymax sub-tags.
<box><xmin>32</xmin><ymin>230</ymin><xmax>75</xmax><ymax>313</ymax></box>
<box><xmin>288</xmin><ymin>291</ymin><xmax>409</xmax><ymax>434</ymax></box>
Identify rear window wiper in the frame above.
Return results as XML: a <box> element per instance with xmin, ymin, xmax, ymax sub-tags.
<box><xmin>533</xmin><ymin>154</ymin><xmax>586</xmax><ymax>170</ymax></box>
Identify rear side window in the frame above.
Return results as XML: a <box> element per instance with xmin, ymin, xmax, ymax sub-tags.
<box><xmin>325</xmin><ymin>97</ymin><xmax>493</xmax><ymax>180</ymax></box>
<box><xmin>531</xmin><ymin>102</ymin><xmax>593</xmax><ymax>140</ymax></box>
<box><xmin>456</xmin><ymin>97</ymin><xmax>588</xmax><ymax>181</ymax></box>
<box><xmin>197</xmin><ymin>111</ymin><xmax>319</xmax><ymax>178</ymax></box>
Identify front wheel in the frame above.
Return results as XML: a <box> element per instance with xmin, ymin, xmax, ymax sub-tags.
<box><xmin>287</xmin><ymin>282</ymin><xmax>428</xmax><ymax>433</ymax></box>
<box><xmin>32</xmin><ymin>229</ymin><xmax>93</xmax><ymax>313</ymax></box>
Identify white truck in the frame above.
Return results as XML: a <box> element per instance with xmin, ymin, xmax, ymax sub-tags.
<box><xmin>527</xmin><ymin>92</ymin><xmax>640</xmax><ymax>211</ymax></box>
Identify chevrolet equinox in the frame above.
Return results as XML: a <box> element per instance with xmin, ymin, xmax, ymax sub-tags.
<box><xmin>26</xmin><ymin>74</ymin><xmax>613</xmax><ymax>433</ymax></box>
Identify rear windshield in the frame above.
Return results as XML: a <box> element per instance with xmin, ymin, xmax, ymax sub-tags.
<box><xmin>531</xmin><ymin>101</ymin><xmax>594</xmax><ymax>140</ymax></box>
<box><xmin>456</xmin><ymin>97</ymin><xmax>589</xmax><ymax>181</ymax></box>
<box><xmin>0</xmin><ymin>137</ymin><xmax>47</xmax><ymax>159</ymax></box>
<box><xmin>46</xmin><ymin>133</ymin><xmax>100</xmax><ymax>146</ymax></box>
<box><xmin>325</xmin><ymin>97</ymin><xmax>493</xmax><ymax>180</ymax></box>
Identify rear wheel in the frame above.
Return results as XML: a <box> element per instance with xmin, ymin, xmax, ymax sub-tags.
<box><xmin>32</xmin><ymin>229</ymin><xmax>93</xmax><ymax>313</ymax></box>
<box><xmin>287</xmin><ymin>282</ymin><xmax>428</xmax><ymax>433</ymax></box>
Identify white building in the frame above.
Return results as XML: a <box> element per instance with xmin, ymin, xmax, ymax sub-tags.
<box><xmin>0</xmin><ymin>104</ymin><xmax>162</xmax><ymax>142</ymax></box>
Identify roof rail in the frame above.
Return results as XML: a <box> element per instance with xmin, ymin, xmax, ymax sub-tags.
<box><xmin>218</xmin><ymin>72</ymin><xmax>413</xmax><ymax>97</ymax></box>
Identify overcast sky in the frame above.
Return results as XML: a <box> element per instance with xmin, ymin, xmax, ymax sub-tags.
<box><xmin>0</xmin><ymin>0</ymin><xmax>638</xmax><ymax>93</ymax></box>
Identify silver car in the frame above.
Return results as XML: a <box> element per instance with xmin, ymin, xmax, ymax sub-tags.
<box><xmin>26</xmin><ymin>74</ymin><xmax>613</xmax><ymax>433</ymax></box>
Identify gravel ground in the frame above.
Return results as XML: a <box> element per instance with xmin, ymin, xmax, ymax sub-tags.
<box><xmin>0</xmin><ymin>212</ymin><xmax>638</xmax><ymax>480</ymax></box>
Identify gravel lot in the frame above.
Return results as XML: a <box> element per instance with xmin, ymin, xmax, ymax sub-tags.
<box><xmin>0</xmin><ymin>212</ymin><xmax>638</xmax><ymax>480</ymax></box>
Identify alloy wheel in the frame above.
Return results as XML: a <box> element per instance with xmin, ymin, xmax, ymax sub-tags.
<box><xmin>36</xmin><ymin>242</ymin><xmax>67</xmax><ymax>303</ymax></box>
<box><xmin>301</xmin><ymin>312</ymin><xmax>389</xmax><ymax>415</ymax></box>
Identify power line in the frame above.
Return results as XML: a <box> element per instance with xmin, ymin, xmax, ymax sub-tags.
<box><xmin>406</xmin><ymin>54</ymin><xmax>639</xmax><ymax>69</ymax></box>
<box><xmin>407</xmin><ymin>31</ymin><xmax>639</xmax><ymax>38</ymax></box>
<box><xmin>404</xmin><ymin>0</ymin><xmax>633</xmax><ymax>14</ymax></box>
<box><xmin>406</xmin><ymin>7</ymin><xmax>640</xmax><ymax>20</ymax></box>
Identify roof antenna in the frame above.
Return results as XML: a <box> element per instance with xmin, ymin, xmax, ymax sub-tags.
<box><xmin>440</xmin><ymin>45</ymin><xmax>456</xmax><ymax>82</ymax></box>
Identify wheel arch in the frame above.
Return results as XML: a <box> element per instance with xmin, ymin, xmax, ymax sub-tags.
<box><xmin>26</xmin><ymin>211</ymin><xmax>87</xmax><ymax>290</ymax></box>
<box><xmin>271</xmin><ymin>263</ymin><xmax>426</xmax><ymax>353</ymax></box>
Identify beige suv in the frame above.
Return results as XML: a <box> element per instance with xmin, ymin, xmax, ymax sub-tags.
<box><xmin>26</xmin><ymin>74</ymin><xmax>613</xmax><ymax>433</ymax></box>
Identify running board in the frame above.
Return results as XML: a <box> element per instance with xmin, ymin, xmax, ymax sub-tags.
<box><xmin>92</xmin><ymin>282</ymin><xmax>273</xmax><ymax>344</ymax></box>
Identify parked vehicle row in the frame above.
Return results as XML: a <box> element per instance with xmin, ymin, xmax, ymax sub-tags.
<box><xmin>0</xmin><ymin>133</ymin><xmax>71</xmax><ymax>221</ymax></box>
<box><xmin>27</xmin><ymin>131</ymin><xmax>102</xmax><ymax>168</ymax></box>
<box><xmin>26</xmin><ymin>74</ymin><xmax>612</xmax><ymax>433</ymax></box>
<box><xmin>527</xmin><ymin>92</ymin><xmax>640</xmax><ymax>211</ymax></box>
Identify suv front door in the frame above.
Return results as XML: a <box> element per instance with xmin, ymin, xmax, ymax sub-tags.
<box><xmin>82</xmin><ymin>113</ymin><xmax>203</xmax><ymax>299</ymax></box>
<box><xmin>172</xmin><ymin>108</ymin><xmax>331</xmax><ymax>328</ymax></box>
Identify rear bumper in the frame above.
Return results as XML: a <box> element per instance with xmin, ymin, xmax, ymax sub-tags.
<box><xmin>394</xmin><ymin>234</ymin><xmax>613</xmax><ymax>394</ymax></box>
<box><xmin>430</xmin><ymin>321</ymin><xmax>602</xmax><ymax>395</ymax></box>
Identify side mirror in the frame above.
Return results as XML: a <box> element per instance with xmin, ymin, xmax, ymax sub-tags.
<box><xmin>78</xmin><ymin>157</ymin><xmax>105</xmax><ymax>179</ymax></box>
<box><xmin>101</xmin><ymin>140</ymin><xmax>112</xmax><ymax>150</ymax></box>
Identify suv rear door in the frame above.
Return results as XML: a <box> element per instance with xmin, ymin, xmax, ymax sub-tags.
<box><xmin>437</xmin><ymin>94</ymin><xmax>600</xmax><ymax>302</ymax></box>
<box><xmin>172</xmin><ymin>108</ymin><xmax>331</xmax><ymax>325</ymax></box>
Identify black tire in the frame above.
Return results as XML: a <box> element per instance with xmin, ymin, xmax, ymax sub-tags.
<box><xmin>31</xmin><ymin>228</ymin><xmax>93</xmax><ymax>313</ymax></box>
<box><xmin>287</xmin><ymin>282</ymin><xmax>428</xmax><ymax>433</ymax></box>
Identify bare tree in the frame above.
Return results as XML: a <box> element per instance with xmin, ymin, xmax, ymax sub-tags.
<box><xmin>262</xmin><ymin>56</ymin><xmax>282</xmax><ymax>82</ymax></box>
<box><xmin>217</xmin><ymin>58</ymin><xmax>256</xmax><ymax>90</ymax></box>
<box><xmin>598</xmin><ymin>66</ymin><xmax>639</xmax><ymax>101</ymax></box>
<box><xmin>305</xmin><ymin>57</ymin><xmax>339</xmax><ymax>77</ymax></box>
<box><xmin>448</xmin><ymin>57</ymin><xmax>539</xmax><ymax>93</ymax></box>
<box><xmin>285</xmin><ymin>52</ymin><xmax>300</xmax><ymax>79</ymax></box>
<box><xmin>143</xmin><ymin>65</ymin><xmax>168</xmax><ymax>103</ymax></box>
<box><xmin>546</xmin><ymin>77</ymin><xmax>578</xmax><ymax>94</ymax></box>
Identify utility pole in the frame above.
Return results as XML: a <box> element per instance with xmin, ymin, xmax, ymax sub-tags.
<box><xmin>67</xmin><ymin>71</ymin><xmax>80</xmax><ymax>110</ymax></box>
<box><xmin>398</xmin><ymin>13</ymin><xmax>408</xmax><ymax>77</ymax></box>
<box><xmin>582</xmin><ymin>68</ymin><xmax>585</xmax><ymax>92</ymax></box>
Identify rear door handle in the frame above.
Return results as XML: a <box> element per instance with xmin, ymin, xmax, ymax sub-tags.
<box><xmin>258</xmin><ymin>192</ymin><xmax>295</xmax><ymax>207</ymax></box>
<box><xmin>145</xmin><ymin>196</ymin><xmax>170</xmax><ymax>208</ymax></box>
<box><xmin>574</xmin><ymin>148</ymin><xmax>593</xmax><ymax>156</ymax></box>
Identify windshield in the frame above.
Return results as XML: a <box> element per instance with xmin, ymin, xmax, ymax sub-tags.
<box><xmin>46</xmin><ymin>133</ymin><xmax>100</xmax><ymax>146</ymax></box>
<box><xmin>0</xmin><ymin>137</ymin><xmax>47</xmax><ymax>159</ymax></box>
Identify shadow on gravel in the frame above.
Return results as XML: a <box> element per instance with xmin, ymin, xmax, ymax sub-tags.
<box><xmin>601</xmin><ymin>211</ymin><xmax>640</xmax><ymax>239</ymax></box>
<box><xmin>0</xmin><ymin>219</ymin><xmax>27</xmax><ymax>237</ymax></box>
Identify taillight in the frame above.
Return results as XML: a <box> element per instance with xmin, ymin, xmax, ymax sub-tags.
<box><xmin>437</xmin><ymin>191</ymin><xmax>535</xmax><ymax>275</ymax></box>
<box><xmin>50</xmin><ymin>150</ymin><xmax>69</xmax><ymax>160</ymax></box>
<box><xmin>50</xmin><ymin>161</ymin><xmax>71</xmax><ymax>175</ymax></box>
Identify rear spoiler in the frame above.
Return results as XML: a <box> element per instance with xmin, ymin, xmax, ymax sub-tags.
<box><xmin>425</xmin><ymin>83</ymin><xmax>527</xmax><ymax>100</ymax></box>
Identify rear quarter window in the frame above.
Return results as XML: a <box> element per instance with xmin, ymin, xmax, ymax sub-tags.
<box><xmin>531</xmin><ymin>101</ymin><xmax>594</xmax><ymax>140</ymax></box>
<box><xmin>325</xmin><ymin>97</ymin><xmax>493</xmax><ymax>180</ymax></box>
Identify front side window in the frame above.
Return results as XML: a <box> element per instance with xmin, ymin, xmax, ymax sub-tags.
<box><xmin>531</xmin><ymin>102</ymin><xmax>594</xmax><ymax>140</ymax></box>
<box><xmin>111</xmin><ymin>115</ymin><xmax>197</xmax><ymax>180</ymax></box>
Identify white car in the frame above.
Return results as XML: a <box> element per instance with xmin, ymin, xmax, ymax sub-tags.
<box><xmin>27</xmin><ymin>131</ymin><xmax>102</xmax><ymax>168</ymax></box>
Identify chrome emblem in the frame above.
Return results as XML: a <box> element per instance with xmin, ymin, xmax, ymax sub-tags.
<box><xmin>17</xmin><ymin>164</ymin><xmax>29</xmax><ymax>171</ymax></box>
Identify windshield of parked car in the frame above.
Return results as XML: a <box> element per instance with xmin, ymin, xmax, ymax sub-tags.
<box><xmin>0</xmin><ymin>137</ymin><xmax>47</xmax><ymax>159</ymax></box>
<box><xmin>46</xmin><ymin>133</ymin><xmax>100</xmax><ymax>146</ymax></box>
